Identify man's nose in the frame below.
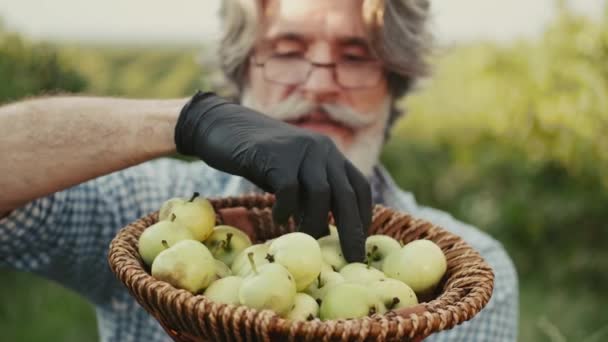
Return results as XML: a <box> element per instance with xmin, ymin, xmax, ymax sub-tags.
<box><xmin>300</xmin><ymin>64</ymin><xmax>341</xmax><ymax>101</ymax></box>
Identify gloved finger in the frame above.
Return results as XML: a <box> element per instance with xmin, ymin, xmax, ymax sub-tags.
<box><xmin>345</xmin><ymin>159</ymin><xmax>372</xmax><ymax>235</ymax></box>
<box><xmin>297</xmin><ymin>147</ymin><xmax>331</xmax><ymax>239</ymax></box>
<box><xmin>266</xmin><ymin>169</ymin><xmax>300</xmax><ymax>225</ymax></box>
<box><xmin>326</xmin><ymin>156</ymin><xmax>366</xmax><ymax>263</ymax></box>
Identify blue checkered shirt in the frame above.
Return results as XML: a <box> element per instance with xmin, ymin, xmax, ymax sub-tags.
<box><xmin>0</xmin><ymin>159</ymin><xmax>518</xmax><ymax>341</ymax></box>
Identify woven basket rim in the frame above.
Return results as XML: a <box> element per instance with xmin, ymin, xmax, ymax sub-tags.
<box><xmin>108</xmin><ymin>193</ymin><xmax>495</xmax><ymax>341</ymax></box>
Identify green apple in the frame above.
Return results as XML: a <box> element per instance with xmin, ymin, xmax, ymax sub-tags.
<box><xmin>319</xmin><ymin>283</ymin><xmax>385</xmax><ymax>320</ymax></box>
<box><xmin>167</xmin><ymin>192</ymin><xmax>216</xmax><ymax>241</ymax></box>
<box><xmin>268</xmin><ymin>232</ymin><xmax>323</xmax><ymax>291</ymax></box>
<box><xmin>365</xmin><ymin>235</ymin><xmax>402</xmax><ymax>270</ymax></box>
<box><xmin>239</xmin><ymin>253</ymin><xmax>296</xmax><ymax>315</ymax></box>
<box><xmin>204</xmin><ymin>276</ymin><xmax>243</xmax><ymax>305</ymax></box>
<box><xmin>318</xmin><ymin>235</ymin><xmax>347</xmax><ymax>271</ymax></box>
<box><xmin>138</xmin><ymin>215</ymin><xmax>195</xmax><ymax>266</ymax></box>
<box><xmin>304</xmin><ymin>270</ymin><xmax>345</xmax><ymax>303</ymax></box>
<box><xmin>204</xmin><ymin>225</ymin><xmax>252</xmax><ymax>266</ymax></box>
<box><xmin>231</xmin><ymin>243</ymin><xmax>270</xmax><ymax>277</ymax></box>
<box><xmin>382</xmin><ymin>239</ymin><xmax>447</xmax><ymax>294</ymax></box>
<box><xmin>339</xmin><ymin>262</ymin><xmax>386</xmax><ymax>285</ymax></box>
<box><xmin>369</xmin><ymin>278</ymin><xmax>418</xmax><ymax>310</ymax></box>
<box><xmin>286</xmin><ymin>293</ymin><xmax>319</xmax><ymax>321</ymax></box>
<box><xmin>320</xmin><ymin>261</ymin><xmax>336</xmax><ymax>273</ymax></box>
<box><xmin>212</xmin><ymin>259</ymin><xmax>232</xmax><ymax>281</ymax></box>
<box><xmin>158</xmin><ymin>197</ymin><xmax>185</xmax><ymax>221</ymax></box>
<box><xmin>151</xmin><ymin>240</ymin><xmax>216</xmax><ymax>294</ymax></box>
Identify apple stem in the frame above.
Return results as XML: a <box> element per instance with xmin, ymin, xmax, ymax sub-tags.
<box><xmin>247</xmin><ymin>252</ymin><xmax>258</xmax><ymax>275</ymax></box>
<box><xmin>387</xmin><ymin>297</ymin><xmax>401</xmax><ymax>310</ymax></box>
<box><xmin>265</xmin><ymin>254</ymin><xmax>275</xmax><ymax>263</ymax></box>
<box><xmin>225</xmin><ymin>233</ymin><xmax>233</xmax><ymax>250</ymax></box>
<box><xmin>189</xmin><ymin>192</ymin><xmax>200</xmax><ymax>202</ymax></box>
<box><xmin>170</xmin><ymin>213</ymin><xmax>176</xmax><ymax>222</ymax></box>
<box><xmin>211</xmin><ymin>241</ymin><xmax>225</xmax><ymax>254</ymax></box>
<box><xmin>161</xmin><ymin>240</ymin><xmax>170</xmax><ymax>249</ymax></box>
<box><xmin>317</xmin><ymin>273</ymin><xmax>324</xmax><ymax>288</ymax></box>
<box><xmin>366</xmin><ymin>245</ymin><xmax>381</xmax><ymax>268</ymax></box>
<box><xmin>307</xmin><ymin>313</ymin><xmax>314</xmax><ymax>321</ymax></box>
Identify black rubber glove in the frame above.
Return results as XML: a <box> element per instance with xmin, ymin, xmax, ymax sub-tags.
<box><xmin>175</xmin><ymin>91</ymin><xmax>371</xmax><ymax>262</ymax></box>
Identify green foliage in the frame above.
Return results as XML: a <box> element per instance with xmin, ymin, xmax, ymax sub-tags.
<box><xmin>59</xmin><ymin>43</ymin><xmax>208</xmax><ymax>98</ymax></box>
<box><xmin>0</xmin><ymin>28</ymin><xmax>86</xmax><ymax>103</ymax></box>
<box><xmin>396</xmin><ymin>5</ymin><xmax>608</xmax><ymax>184</ymax></box>
<box><xmin>0</xmin><ymin>271</ymin><xmax>98</xmax><ymax>342</ymax></box>
<box><xmin>383</xmin><ymin>5</ymin><xmax>608</xmax><ymax>341</ymax></box>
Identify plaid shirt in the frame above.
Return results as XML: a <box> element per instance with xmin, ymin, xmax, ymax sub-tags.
<box><xmin>0</xmin><ymin>158</ymin><xmax>518</xmax><ymax>341</ymax></box>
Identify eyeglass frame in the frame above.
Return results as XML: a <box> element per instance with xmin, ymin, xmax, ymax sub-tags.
<box><xmin>249</xmin><ymin>53</ymin><xmax>387</xmax><ymax>90</ymax></box>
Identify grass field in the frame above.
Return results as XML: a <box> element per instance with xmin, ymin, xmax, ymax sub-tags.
<box><xmin>0</xmin><ymin>271</ymin><xmax>98</xmax><ymax>342</ymax></box>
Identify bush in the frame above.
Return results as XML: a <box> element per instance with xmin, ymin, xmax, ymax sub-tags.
<box><xmin>383</xmin><ymin>5</ymin><xmax>608</xmax><ymax>340</ymax></box>
<box><xmin>0</xmin><ymin>26</ymin><xmax>86</xmax><ymax>103</ymax></box>
<box><xmin>58</xmin><ymin>43</ymin><xmax>208</xmax><ymax>98</ymax></box>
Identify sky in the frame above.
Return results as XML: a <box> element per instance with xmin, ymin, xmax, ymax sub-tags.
<box><xmin>0</xmin><ymin>0</ymin><xmax>605</xmax><ymax>44</ymax></box>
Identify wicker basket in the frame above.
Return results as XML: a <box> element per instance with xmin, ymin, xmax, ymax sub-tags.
<box><xmin>108</xmin><ymin>193</ymin><xmax>494</xmax><ymax>341</ymax></box>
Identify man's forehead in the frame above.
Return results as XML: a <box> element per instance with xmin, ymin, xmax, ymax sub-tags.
<box><xmin>261</xmin><ymin>0</ymin><xmax>367</xmax><ymax>43</ymax></box>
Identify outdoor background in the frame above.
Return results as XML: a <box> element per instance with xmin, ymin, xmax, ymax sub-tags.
<box><xmin>1</xmin><ymin>0</ymin><xmax>607</xmax><ymax>341</ymax></box>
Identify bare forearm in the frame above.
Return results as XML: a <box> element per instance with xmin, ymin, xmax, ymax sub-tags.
<box><xmin>0</xmin><ymin>96</ymin><xmax>185</xmax><ymax>212</ymax></box>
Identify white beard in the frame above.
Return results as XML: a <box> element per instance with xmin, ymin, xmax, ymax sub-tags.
<box><xmin>240</xmin><ymin>89</ymin><xmax>391</xmax><ymax>177</ymax></box>
<box><xmin>340</xmin><ymin>104</ymin><xmax>389</xmax><ymax>177</ymax></box>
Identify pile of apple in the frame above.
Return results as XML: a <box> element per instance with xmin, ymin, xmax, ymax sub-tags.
<box><xmin>138</xmin><ymin>193</ymin><xmax>447</xmax><ymax>321</ymax></box>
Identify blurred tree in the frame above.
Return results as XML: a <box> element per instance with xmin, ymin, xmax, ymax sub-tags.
<box><xmin>394</xmin><ymin>3</ymin><xmax>608</xmax><ymax>184</ymax></box>
<box><xmin>383</xmin><ymin>4</ymin><xmax>608</xmax><ymax>340</ymax></box>
<box><xmin>0</xmin><ymin>26</ymin><xmax>86</xmax><ymax>103</ymax></box>
<box><xmin>58</xmin><ymin>44</ymin><xmax>208</xmax><ymax>98</ymax></box>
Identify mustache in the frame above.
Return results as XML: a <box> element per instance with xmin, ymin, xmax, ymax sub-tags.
<box><xmin>263</xmin><ymin>95</ymin><xmax>377</xmax><ymax>129</ymax></box>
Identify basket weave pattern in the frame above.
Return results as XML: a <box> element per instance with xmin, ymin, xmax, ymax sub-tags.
<box><xmin>108</xmin><ymin>194</ymin><xmax>494</xmax><ymax>341</ymax></box>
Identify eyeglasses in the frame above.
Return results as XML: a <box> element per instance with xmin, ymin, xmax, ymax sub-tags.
<box><xmin>251</xmin><ymin>55</ymin><xmax>385</xmax><ymax>89</ymax></box>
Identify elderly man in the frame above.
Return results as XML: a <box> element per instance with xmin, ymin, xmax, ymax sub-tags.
<box><xmin>0</xmin><ymin>0</ymin><xmax>518</xmax><ymax>341</ymax></box>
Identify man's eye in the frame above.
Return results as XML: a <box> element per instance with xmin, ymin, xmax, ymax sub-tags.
<box><xmin>273</xmin><ymin>51</ymin><xmax>302</xmax><ymax>59</ymax></box>
<box><xmin>342</xmin><ymin>54</ymin><xmax>371</xmax><ymax>62</ymax></box>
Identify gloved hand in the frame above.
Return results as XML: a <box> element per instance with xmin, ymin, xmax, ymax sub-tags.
<box><xmin>175</xmin><ymin>91</ymin><xmax>371</xmax><ymax>262</ymax></box>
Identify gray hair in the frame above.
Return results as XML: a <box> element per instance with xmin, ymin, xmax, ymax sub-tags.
<box><xmin>216</xmin><ymin>0</ymin><xmax>433</xmax><ymax>134</ymax></box>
